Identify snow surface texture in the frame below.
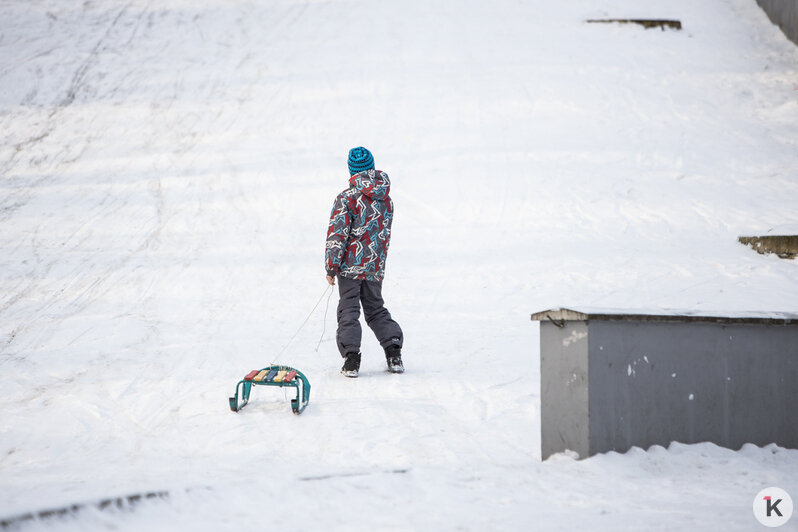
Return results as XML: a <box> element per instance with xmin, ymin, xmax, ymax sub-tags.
<box><xmin>1</xmin><ymin>0</ymin><xmax>798</xmax><ymax>530</ymax></box>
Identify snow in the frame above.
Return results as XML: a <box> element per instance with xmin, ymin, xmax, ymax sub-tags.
<box><xmin>1</xmin><ymin>0</ymin><xmax>798</xmax><ymax>530</ymax></box>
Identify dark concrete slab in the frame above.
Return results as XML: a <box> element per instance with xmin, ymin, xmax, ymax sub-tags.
<box><xmin>739</xmin><ymin>235</ymin><xmax>798</xmax><ymax>259</ymax></box>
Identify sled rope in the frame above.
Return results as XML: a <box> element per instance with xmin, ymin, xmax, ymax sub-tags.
<box><xmin>273</xmin><ymin>284</ymin><xmax>333</xmax><ymax>364</ymax></box>
<box><xmin>315</xmin><ymin>286</ymin><xmax>335</xmax><ymax>352</ymax></box>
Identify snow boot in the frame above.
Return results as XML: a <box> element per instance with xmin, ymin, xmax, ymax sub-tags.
<box><xmin>385</xmin><ymin>345</ymin><xmax>404</xmax><ymax>374</ymax></box>
<box><xmin>341</xmin><ymin>352</ymin><xmax>361</xmax><ymax>378</ymax></box>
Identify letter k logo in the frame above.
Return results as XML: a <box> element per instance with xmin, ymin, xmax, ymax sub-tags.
<box><xmin>754</xmin><ymin>487</ymin><xmax>793</xmax><ymax>527</ymax></box>
<box><xmin>765</xmin><ymin>496</ymin><xmax>784</xmax><ymax>518</ymax></box>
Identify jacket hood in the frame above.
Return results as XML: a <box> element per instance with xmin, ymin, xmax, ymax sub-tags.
<box><xmin>350</xmin><ymin>170</ymin><xmax>390</xmax><ymax>201</ymax></box>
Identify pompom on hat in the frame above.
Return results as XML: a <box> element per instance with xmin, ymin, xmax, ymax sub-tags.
<box><xmin>348</xmin><ymin>147</ymin><xmax>375</xmax><ymax>175</ymax></box>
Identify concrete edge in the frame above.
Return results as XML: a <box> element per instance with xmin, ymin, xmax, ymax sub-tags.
<box><xmin>530</xmin><ymin>307</ymin><xmax>798</xmax><ymax>325</ymax></box>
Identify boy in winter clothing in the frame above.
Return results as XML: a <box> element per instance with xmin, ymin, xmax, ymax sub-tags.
<box><xmin>325</xmin><ymin>147</ymin><xmax>404</xmax><ymax>377</ymax></box>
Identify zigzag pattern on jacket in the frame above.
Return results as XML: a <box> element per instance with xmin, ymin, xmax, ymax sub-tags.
<box><xmin>326</xmin><ymin>169</ymin><xmax>393</xmax><ymax>282</ymax></box>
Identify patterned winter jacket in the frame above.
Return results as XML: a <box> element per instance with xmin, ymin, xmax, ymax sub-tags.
<box><xmin>325</xmin><ymin>169</ymin><xmax>394</xmax><ymax>282</ymax></box>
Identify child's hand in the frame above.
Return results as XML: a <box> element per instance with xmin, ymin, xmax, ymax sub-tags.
<box><xmin>326</xmin><ymin>275</ymin><xmax>336</xmax><ymax>286</ymax></box>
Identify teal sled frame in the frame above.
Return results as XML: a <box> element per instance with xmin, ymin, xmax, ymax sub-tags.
<box><xmin>229</xmin><ymin>365</ymin><xmax>311</xmax><ymax>414</ymax></box>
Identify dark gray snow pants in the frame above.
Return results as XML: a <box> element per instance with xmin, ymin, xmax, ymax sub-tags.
<box><xmin>336</xmin><ymin>276</ymin><xmax>403</xmax><ymax>357</ymax></box>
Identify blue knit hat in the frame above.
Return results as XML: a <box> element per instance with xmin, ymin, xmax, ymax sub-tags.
<box><xmin>348</xmin><ymin>147</ymin><xmax>374</xmax><ymax>175</ymax></box>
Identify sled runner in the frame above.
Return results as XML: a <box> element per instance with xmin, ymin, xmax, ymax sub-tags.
<box><xmin>228</xmin><ymin>365</ymin><xmax>311</xmax><ymax>414</ymax></box>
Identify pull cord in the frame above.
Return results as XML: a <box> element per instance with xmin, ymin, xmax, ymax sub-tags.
<box><xmin>272</xmin><ymin>284</ymin><xmax>334</xmax><ymax>365</ymax></box>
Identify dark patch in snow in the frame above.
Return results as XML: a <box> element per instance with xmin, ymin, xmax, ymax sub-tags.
<box><xmin>0</xmin><ymin>491</ymin><xmax>169</xmax><ymax>529</ymax></box>
<box><xmin>586</xmin><ymin>19</ymin><xmax>682</xmax><ymax>31</ymax></box>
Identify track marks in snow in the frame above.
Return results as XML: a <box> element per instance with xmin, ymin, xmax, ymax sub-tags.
<box><xmin>58</xmin><ymin>3</ymin><xmax>134</xmax><ymax>110</ymax></box>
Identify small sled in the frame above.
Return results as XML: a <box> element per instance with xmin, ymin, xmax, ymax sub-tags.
<box><xmin>228</xmin><ymin>365</ymin><xmax>311</xmax><ymax>414</ymax></box>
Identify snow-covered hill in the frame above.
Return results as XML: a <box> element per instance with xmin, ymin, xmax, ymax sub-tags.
<box><xmin>1</xmin><ymin>0</ymin><xmax>797</xmax><ymax>530</ymax></box>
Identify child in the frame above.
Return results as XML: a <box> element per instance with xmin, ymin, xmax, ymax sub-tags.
<box><xmin>325</xmin><ymin>147</ymin><xmax>404</xmax><ymax>377</ymax></box>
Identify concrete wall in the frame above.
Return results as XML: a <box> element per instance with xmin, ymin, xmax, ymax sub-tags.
<box><xmin>535</xmin><ymin>308</ymin><xmax>798</xmax><ymax>460</ymax></box>
<box><xmin>540</xmin><ymin>321</ymin><xmax>589</xmax><ymax>460</ymax></box>
<box><xmin>757</xmin><ymin>0</ymin><xmax>798</xmax><ymax>46</ymax></box>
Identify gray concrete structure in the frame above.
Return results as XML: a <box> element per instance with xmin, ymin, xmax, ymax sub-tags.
<box><xmin>532</xmin><ymin>308</ymin><xmax>798</xmax><ymax>460</ymax></box>
<box><xmin>739</xmin><ymin>235</ymin><xmax>798</xmax><ymax>259</ymax></box>
<box><xmin>756</xmin><ymin>0</ymin><xmax>798</xmax><ymax>46</ymax></box>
